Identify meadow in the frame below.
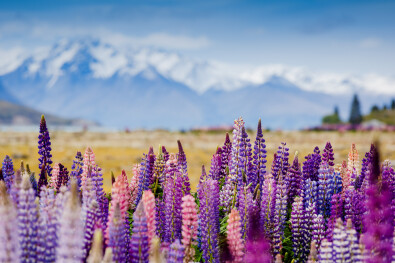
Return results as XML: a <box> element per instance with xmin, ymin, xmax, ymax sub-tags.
<box><xmin>1</xmin><ymin>128</ymin><xmax>394</xmax><ymax>192</ymax></box>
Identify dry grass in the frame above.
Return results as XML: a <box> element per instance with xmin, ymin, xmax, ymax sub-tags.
<box><xmin>1</xmin><ymin>130</ymin><xmax>395</xmax><ymax>192</ymax></box>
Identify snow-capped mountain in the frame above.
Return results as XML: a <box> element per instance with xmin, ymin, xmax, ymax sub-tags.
<box><xmin>0</xmin><ymin>39</ymin><xmax>391</xmax><ymax>129</ymax></box>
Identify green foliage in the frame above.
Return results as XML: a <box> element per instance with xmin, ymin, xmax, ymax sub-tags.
<box><xmin>322</xmin><ymin>106</ymin><xmax>341</xmax><ymax>124</ymax></box>
<box><xmin>281</xmin><ymin>220</ymin><xmax>294</xmax><ymax>263</ymax></box>
<box><xmin>193</xmin><ymin>243</ymin><xmax>203</xmax><ymax>262</ymax></box>
<box><xmin>349</xmin><ymin>94</ymin><xmax>362</xmax><ymax>124</ymax></box>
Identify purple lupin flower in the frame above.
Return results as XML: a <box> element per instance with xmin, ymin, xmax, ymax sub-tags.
<box><xmin>70</xmin><ymin>151</ymin><xmax>83</xmax><ymax>190</ymax></box>
<box><xmin>357</xmin><ymin>144</ymin><xmax>374</xmax><ymax>190</ymax></box>
<box><xmin>208</xmin><ymin>153</ymin><xmax>222</xmax><ymax>182</ymax></box>
<box><xmin>83</xmin><ymin>200</ymin><xmax>100</xmax><ymax>261</ymax></box>
<box><xmin>177</xmin><ymin>142</ymin><xmax>191</xmax><ymax>196</ymax></box>
<box><xmin>37</xmin><ymin>166</ymin><xmax>48</xmax><ymax>196</ymax></box>
<box><xmin>236</xmin><ymin>127</ymin><xmax>252</xmax><ymax>187</ymax></box>
<box><xmin>344</xmin><ymin>186</ymin><xmax>365</xmax><ymax>235</ymax></box>
<box><xmin>0</xmin><ymin>181</ymin><xmax>21</xmax><ymax>261</ymax></box>
<box><xmin>326</xmin><ymin>193</ymin><xmax>343</xmax><ymax>241</ymax></box>
<box><xmin>56</xmin><ymin>163</ymin><xmax>69</xmax><ymax>191</ymax></box>
<box><xmin>135</xmin><ymin>151</ymin><xmax>155</xmax><ymax>207</ymax></box>
<box><xmin>221</xmin><ymin>132</ymin><xmax>232</xmax><ymax>180</ymax></box>
<box><xmin>311</xmin><ymin>213</ymin><xmax>325</xmax><ymax>250</ymax></box>
<box><xmin>317</xmin><ymin>162</ymin><xmax>334</xmax><ymax>217</ymax></box>
<box><xmin>219</xmin><ymin>178</ymin><xmax>234</xmax><ymax>214</ymax></box>
<box><xmin>38</xmin><ymin>115</ymin><xmax>53</xmax><ymax>177</ymax></box>
<box><xmin>303</xmin><ymin>178</ymin><xmax>317</xmax><ymax>209</ymax></box>
<box><xmin>91</xmin><ymin>165</ymin><xmax>108</xmax><ymax>229</ymax></box>
<box><xmin>156</xmin><ymin>198</ymin><xmax>166</xmax><ymax>241</ymax></box>
<box><xmin>260</xmin><ymin>176</ymin><xmax>276</xmax><ymax>239</ymax></box>
<box><xmin>287</xmin><ymin>153</ymin><xmax>302</xmax><ymax>205</ymax></box>
<box><xmin>163</xmin><ymin>172</ymin><xmax>183</xmax><ymax>243</ymax></box>
<box><xmin>272</xmin><ymin>142</ymin><xmax>290</xmax><ymax>182</ymax></box>
<box><xmin>2</xmin><ymin>155</ymin><xmax>14</xmax><ymax>191</ymax></box>
<box><xmin>332</xmin><ymin>218</ymin><xmax>351</xmax><ymax>262</ymax></box>
<box><xmin>130</xmin><ymin>202</ymin><xmax>149</xmax><ymax>263</ymax></box>
<box><xmin>252</xmin><ymin>119</ymin><xmax>267</xmax><ymax>192</ymax></box>
<box><xmin>303</xmin><ymin>147</ymin><xmax>321</xmax><ymax>181</ymax></box>
<box><xmin>56</xmin><ymin>180</ymin><xmax>84</xmax><ymax>262</ymax></box>
<box><xmin>168</xmin><ymin>239</ymin><xmax>184</xmax><ymax>263</ymax></box>
<box><xmin>322</xmin><ymin>142</ymin><xmax>335</xmax><ymax>167</ymax></box>
<box><xmin>332</xmin><ymin>171</ymin><xmax>343</xmax><ymax>195</ymax></box>
<box><xmin>17</xmin><ymin>174</ymin><xmax>39</xmax><ymax>262</ymax></box>
<box><xmin>362</xmin><ymin>144</ymin><xmax>393</xmax><ymax>262</ymax></box>
<box><xmin>37</xmin><ymin>186</ymin><xmax>57</xmax><ymax>262</ymax></box>
<box><xmin>291</xmin><ymin>196</ymin><xmax>308</xmax><ymax>262</ymax></box>
<box><xmin>108</xmin><ymin>202</ymin><xmax>128</xmax><ymax>263</ymax></box>
<box><xmin>198</xmin><ymin>178</ymin><xmax>220</xmax><ymax>263</ymax></box>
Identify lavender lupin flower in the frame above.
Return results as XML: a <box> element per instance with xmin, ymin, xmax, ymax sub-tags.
<box><xmin>326</xmin><ymin>193</ymin><xmax>343</xmax><ymax>241</ymax></box>
<box><xmin>318</xmin><ymin>239</ymin><xmax>333</xmax><ymax>263</ymax></box>
<box><xmin>168</xmin><ymin>239</ymin><xmax>184</xmax><ymax>263</ymax></box>
<box><xmin>346</xmin><ymin>219</ymin><xmax>362</xmax><ymax>262</ymax></box>
<box><xmin>303</xmin><ymin>178</ymin><xmax>317</xmax><ymax>209</ymax></box>
<box><xmin>260</xmin><ymin>176</ymin><xmax>276</xmax><ymax>239</ymax></box>
<box><xmin>272</xmin><ymin>142</ymin><xmax>290</xmax><ymax>182</ymax></box>
<box><xmin>311</xmin><ymin>213</ymin><xmax>325</xmax><ymax>250</ymax></box>
<box><xmin>0</xmin><ymin>181</ymin><xmax>21</xmax><ymax>262</ymax></box>
<box><xmin>56</xmin><ymin>180</ymin><xmax>84</xmax><ymax>262</ymax></box>
<box><xmin>228</xmin><ymin>117</ymin><xmax>245</xmax><ymax>183</ymax></box>
<box><xmin>17</xmin><ymin>173</ymin><xmax>39</xmax><ymax>262</ymax></box>
<box><xmin>38</xmin><ymin>115</ymin><xmax>53</xmax><ymax>177</ymax></box>
<box><xmin>332</xmin><ymin>218</ymin><xmax>351</xmax><ymax>262</ymax></box>
<box><xmin>108</xmin><ymin>203</ymin><xmax>127</xmax><ymax>263</ymax></box>
<box><xmin>237</xmin><ymin>185</ymin><xmax>255</xmax><ymax>240</ymax></box>
<box><xmin>272</xmin><ymin>173</ymin><xmax>288</xmax><ymax>254</ymax></box>
<box><xmin>198</xmin><ymin>178</ymin><xmax>220</xmax><ymax>263</ymax></box>
<box><xmin>317</xmin><ymin>162</ymin><xmax>334</xmax><ymax>217</ymax></box>
<box><xmin>37</xmin><ymin>186</ymin><xmax>57</xmax><ymax>262</ymax></box>
<box><xmin>219</xmin><ymin>178</ymin><xmax>234</xmax><ymax>214</ymax></box>
<box><xmin>236</xmin><ymin>127</ymin><xmax>252</xmax><ymax>187</ymax></box>
<box><xmin>130</xmin><ymin>202</ymin><xmax>149</xmax><ymax>263</ymax></box>
<box><xmin>2</xmin><ymin>155</ymin><xmax>14</xmax><ymax>191</ymax></box>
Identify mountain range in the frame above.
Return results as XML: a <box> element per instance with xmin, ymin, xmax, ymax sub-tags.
<box><xmin>0</xmin><ymin>39</ymin><xmax>391</xmax><ymax>130</ymax></box>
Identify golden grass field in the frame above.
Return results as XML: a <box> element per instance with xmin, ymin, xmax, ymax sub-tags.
<box><xmin>1</xmin><ymin>130</ymin><xmax>395</xmax><ymax>192</ymax></box>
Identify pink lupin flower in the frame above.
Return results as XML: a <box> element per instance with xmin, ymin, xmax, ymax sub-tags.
<box><xmin>81</xmin><ymin>146</ymin><xmax>96</xmax><ymax>192</ymax></box>
<box><xmin>49</xmin><ymin>163</ymin><xmax>60</xmax><ymax>189</ymax></box>
<box><xmin>106</xmin><ymin>170</ymin><xmax>130</xmax><ymax>242</ymax></box>
<box><xmin>181</xmin><ymin>194</ymin><xmax>198</xmax><ymax>262</ymax></box>
<box><xmin>130</xmin><ymin>164</ymin><xmax>141</xmax><ymax>209</ymax></box>
<box><xmin>347</xmin><ymin>143</ymin><xmax>359</xmax><ymax>185</ymax></box>
<box><xmin>227</xmin><ymin>209</ymin><xmax>245</xmax><ymax>263</ymax></box>
<box><xmin>142</xmin><ymin>190</ymin><xmax>157</xmax><ymax>246</ymax></box>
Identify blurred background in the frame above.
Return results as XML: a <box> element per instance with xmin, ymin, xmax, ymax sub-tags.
<box><xmin>0</xmin><ymin>0</ymin><xmax>394</xmax><ymax>189</ymax></box>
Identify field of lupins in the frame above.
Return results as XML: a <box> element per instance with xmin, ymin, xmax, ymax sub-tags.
<box><xmin>0</xmin><ymin>116</ymin><xmax>394</xmax><ymax>262</ymax></box>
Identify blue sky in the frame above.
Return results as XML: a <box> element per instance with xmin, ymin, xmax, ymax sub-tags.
<box><xmin>0</xmin><ymin>0</ymin><xmax>394</xmax><ymax>77</ymax></box>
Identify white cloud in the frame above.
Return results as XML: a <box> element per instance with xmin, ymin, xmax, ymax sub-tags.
<box><xmin>0</xmin><ymin>47</ymin><xmax>28</xmax><ymax>75</ymax></box>
<box><xmin>360</xmin><ymin>37</ymin><xmax>382</xmax><ymax>48</ymax></box>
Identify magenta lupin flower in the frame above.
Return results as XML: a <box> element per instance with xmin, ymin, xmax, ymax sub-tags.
<box><xmin>227</xmin><ymin>209</ymin><xmax>245</xmax><ymax>263</ymax></box>
<box><xmin>181</xmin><ymin>194</ymin><xmax>198</xmax><ymax>262</ymax></box>
<box><xmin>244</xmin><ymin>237</ymin><xmax>272</xmax><ymax>263</ymax></box>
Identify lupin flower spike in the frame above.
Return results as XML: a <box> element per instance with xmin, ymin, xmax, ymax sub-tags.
<box><xmin>108</xmin><ymin>203</ymin><xmax>128</xmax><ymax>262</ymax></box>
<box><xmin>0</xmin><ymin>181</ymin><xmax>21</xmax><ymax>262</ymax></box>
<box><xmin>181</xmin><ymin>194</ymin><xmax>198</xmax><ymax>262</ymax></box>
<box><xmin>130</xmin><ymin>202</ymin><xmax>149</xmax><ymax>263</ymax></box>
<box><xmin>18</xmin><ymin>173</ymin><xmax>39</xmax><ymax>262</ymax></box>
<box><xmin>322</xmin><ymin>142</ymin><xmax>335</xmax><ymax>167</ymax></box>
<box><xmin>227</xmin><ymin>209</ymin><xmax>245</xmax><ymax>263</ymax></box>
<box><xmin>56</xmin><ymin>179</ymin><xmax>84</xmax><ymax>262</ymax></box>
<box><xmin>142</xmin><ymin>190</ymin><xmax>157</xmax><ymax>247</ymax></box>
<box><xmin>2</xmin><ymin>155</ymin><xmax>14</xmax><ymax>191</ymax></box>
<box><xmin>168</xmin><ymin>239</ymin><xmax>184</xmax><ymax>263</ymax></box>
<box><xmin>38</xmin><ymin>115</ymin><xmax>53</xmax><ymax>177</ymax></box>
<box><xmin>81</xmin><ymin>146</ymin><xmax>96</xmax><ymax>192</ymax></box>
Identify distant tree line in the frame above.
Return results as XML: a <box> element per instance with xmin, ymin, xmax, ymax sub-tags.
<box><xmin>322</xmin><ymin>95</ymin><xmax>395</xmax><ymax>125</ymax></box>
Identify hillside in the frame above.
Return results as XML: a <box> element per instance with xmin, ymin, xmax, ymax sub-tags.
<box><xmin>364</xmin><ymin>109</ymin><xmax>395</xmax><ymax>125</ymax></box>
